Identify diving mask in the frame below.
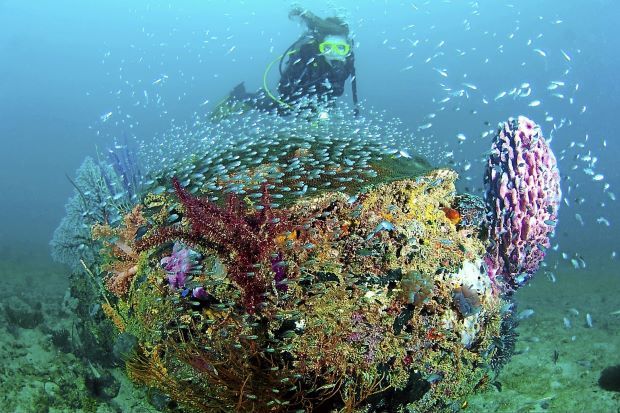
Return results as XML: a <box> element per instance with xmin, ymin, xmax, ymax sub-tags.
<box><xmin>319</xmin><ymin>35</ymin><xmax>351</xmax><ymax>61</ymax></box>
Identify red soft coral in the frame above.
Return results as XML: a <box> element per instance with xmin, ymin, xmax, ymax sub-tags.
<box><xmin>138</xmin><ymin>178</ymin><xmax>290</xmax><ymax>314</ymax></box>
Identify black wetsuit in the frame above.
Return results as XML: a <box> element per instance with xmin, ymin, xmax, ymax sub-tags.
<box><xmin>278</xmin><ymin>40</ymin><xmax>356</xmax><ymax>108</ymax></box>
<box><xmin>228</xmin><ymin>39</ymin><xmax>357</xmax><ymax>116</ymax></box>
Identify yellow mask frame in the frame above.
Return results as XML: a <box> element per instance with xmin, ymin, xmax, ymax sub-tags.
<box><xmin>318</xmin><ymin>40</ymin><xmax>350</xmax><ymax>57</ymax></box>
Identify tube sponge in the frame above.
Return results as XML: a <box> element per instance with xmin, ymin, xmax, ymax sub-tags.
<box><xmin>484</xmin><ymin>116</ymin><xmax>561</xmax><ymax>291</ymax></box>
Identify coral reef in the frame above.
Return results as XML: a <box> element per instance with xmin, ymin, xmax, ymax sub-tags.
<box><xmin>92</xmin><ymin>205</ymin><xmax>145</xmax><ymax>297</ymax></box>
<box><xmin>93</xmin><ymin>168</ymin><xmax>508</xmax><ymax>412</ymax></box>
<box><xmin>140</xmin><ymin>106</ymin><xmax>433</xmax><ymax>209</ymax></box>
<box><xmin>453</xmin><ymin>193</ymin><xmax>486</xmax><ymax>235</ymax></box>
<box><xmin>161</xmin><ymin>242</ymin><xmax>202</xmax><ymax>290</ymax></box>
<box><xmin>136</xmin><ymin>177</ymin><xmax>291</xmax><ymax>313</ymax></box>
<box><xmin>484</xmin><ymin>116</ymin><xmax>561</xmax><ymax>291</ymax></box>
<box><xmin>104</xmin><ymin>137</ymin><xmax>143</xmax><ymax>204</ymax></box>
<box><xmin>50</xmin><ymin>157</ymin><xmax>112</xmax><ymax>272</ymax></box>
<box><xmin>51</xmin><ymin>328</ymin><xmax>72</xmax><ymax>353</ymax></box>
<box><xmin>50</xmin><ymin>109</ymin><xmax>559</xmax><ymax>412</ymax></box>
<box><xmin>51</xmin><ymin>141</ymin><xmax>144</xmax><ymax>274</ymax></box>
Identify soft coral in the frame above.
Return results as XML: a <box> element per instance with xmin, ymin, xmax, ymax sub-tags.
<box><xmin>139</xmin><ymin>178</ymin><xmax>290</xmax><ymax>313</ymax></box>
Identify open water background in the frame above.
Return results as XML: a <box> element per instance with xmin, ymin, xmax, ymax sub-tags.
<box><xmin>1</xmin><ymin>0</ymin><xmax>618</xmax><ymax>276</ymax></box>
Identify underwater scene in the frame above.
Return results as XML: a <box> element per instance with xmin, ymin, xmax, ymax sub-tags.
<box><xmin>1</xmin><ymin>1</ymin><xmax>619</xmax><ymax>412</ymax></box>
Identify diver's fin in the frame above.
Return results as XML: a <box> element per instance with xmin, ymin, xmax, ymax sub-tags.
<box><xmin>210</xmin><ymin>83</ymin><xmax>251</xmax><ymax>122</ymax></box>
<box><xmin>230</xmin><ymin>82</ymin><xmax>248</xmax><ymax>100</ymax></box>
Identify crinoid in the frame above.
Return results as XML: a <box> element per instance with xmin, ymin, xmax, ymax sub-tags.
<box><xmin>136</xmin><ymin>178</ymin><xmax>290</xmax><ymax>314</ymax></box>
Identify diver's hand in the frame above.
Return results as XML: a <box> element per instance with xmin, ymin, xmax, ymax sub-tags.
<box><xmin>289</xmin><ymin>5</ymin><xmax>304</xmax><ymax>19</ymax></box>
<box><xmin>353</xmin><ymin>107</ymin><xmax>360</xmax><ymax>118</ymax></box>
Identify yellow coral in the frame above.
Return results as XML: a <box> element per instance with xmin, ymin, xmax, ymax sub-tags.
<box><xmin>102</xmin><ymin>302</ymin><xmax>126</xmax><ymax>332</ymax></box>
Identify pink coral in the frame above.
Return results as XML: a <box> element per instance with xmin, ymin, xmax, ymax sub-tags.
<box><xmin>484</xmin><ymin>116</ymin><xmax>561</xmax><ymax>291</ymax></box>
<box><xmin>161</xmin><ymin>242</ymin><xmax>201</xmax><ymax>289</ymax></box>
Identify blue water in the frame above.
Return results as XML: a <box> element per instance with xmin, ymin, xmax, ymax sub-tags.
<box><xmin>1</xmin><ymin>1</ymin><xmax>618</xmax><ymax>282</ymax></box>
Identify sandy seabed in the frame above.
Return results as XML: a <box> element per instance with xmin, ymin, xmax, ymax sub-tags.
<box><xmin>469</xmin><ymin>262</ymin><xmax>620</xmax><ymax>413</ymax></box>
<box><xmin>0</xmin><ymin>258</ymin><xmax>618</xmax><ymax>413</ymax></box>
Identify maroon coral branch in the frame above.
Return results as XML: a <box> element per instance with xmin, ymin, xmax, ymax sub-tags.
<box><xmin>171</xmin><ymin>177</ymin><xmax>288</xmax><ymax>314</ymax></box>
<box><xmin>135</xmin><ymin>226</ymin><xmax>202</xmax><ymax>253</ymax></box>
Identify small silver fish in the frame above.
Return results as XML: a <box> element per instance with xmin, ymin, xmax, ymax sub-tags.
<box><xmin>575</xmin><ymin>214</ymin><xmax>584</xmax><ymax>226</ymax></box>
<box><xmin>596</xmin><ymin>217</ymin><xmax>610</xmax><ymax>227</ymax></box>
<box><xmin>434</xmin><ymin>68</ymin><xmax>448</xmax><ymax>77</ymax></box>
<box><xmin>560</xmin><ymin>49</ymin><xmax>571</xmax><ymax>61</ymax></box>
<box><xmin>518</xmin><ymin>309</ymin><xmax>535</xmax><ymax>320</ymax></box>
<box><xmin>533</xmin><ymin>48</ymin><xmax>547</xmax><ymax>57</ymax></box>
<box><xmin>418</xmin><ymin>122</ymin><xmax>433</xmax><ymax>130</ymax></box>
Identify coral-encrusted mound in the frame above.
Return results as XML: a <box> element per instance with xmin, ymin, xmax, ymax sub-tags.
<box><xmin>484</xmin><ymin>116</ymin><xmax>561</xmax><ymax>291</ymax></box>
<box><xmin>96</xmin><ymin>169</ymin><xmax>510</xmax><ymax>413</ymax></box>
<box><xmin>54</xmin><ymin>106</ymin><xmax>536</xmax><ymax>412</ymax></box>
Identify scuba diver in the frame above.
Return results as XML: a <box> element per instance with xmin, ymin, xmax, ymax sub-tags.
<box><xmin>211</xmin><ymin>8</ymin><xmax>359</xmax><ymax>120</ymax></box>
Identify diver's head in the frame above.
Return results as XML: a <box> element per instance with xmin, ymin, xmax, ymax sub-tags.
<box><xmin>319</xmin><ymin>34</ymin><xmax>351</xmax><ymax>63</ymax></box>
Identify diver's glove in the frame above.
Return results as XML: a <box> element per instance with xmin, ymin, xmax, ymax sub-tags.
<box><xmin>288</xmin><ymin>5</ymin><xmax>305</xmax><ymax>19</ymax></box>
<box><xmin>289</xmin><ymin>7</ymin><xmax>322</xmax><ymax>29</ymax></box>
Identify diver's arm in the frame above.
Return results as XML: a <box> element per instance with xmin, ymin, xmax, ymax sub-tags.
<box><xmin>289</xmin><ymin>8</ymin><xmax>322</xmax><ymax>30</ymax></box>
<box><xmin>289</xmin><ymin>7</ymin><xmax>348</xmax><ymax>36</ymax></box>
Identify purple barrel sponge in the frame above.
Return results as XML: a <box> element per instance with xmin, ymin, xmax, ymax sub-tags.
<box><xmin>161</xmin><ymin>242</ymin><xmax>202</xmax><ymax>289</ymax></box>
<box><xmin>484</xmin><ymin>116</ymin><xmax>561</xmax><ymax>291</ymax></box>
